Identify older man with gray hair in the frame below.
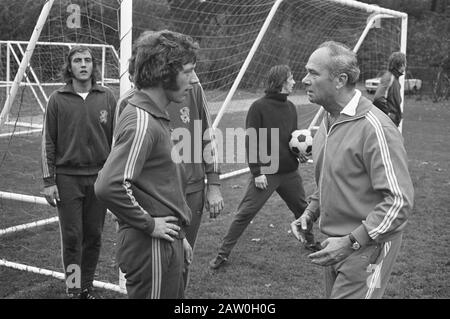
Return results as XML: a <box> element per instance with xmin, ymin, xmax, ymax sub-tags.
<box><xmin>291</xmin><ymin>41</ymin><xmax>414</xmax><ymax>298</ymax></box>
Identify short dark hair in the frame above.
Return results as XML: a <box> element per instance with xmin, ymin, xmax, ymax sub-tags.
<box><xmin>318</xmin><ymin>41</ymin><xmax>360</xmax><ymax>86</ymax></box>
<box><xmin>61</xmin><ymin>45</ymin><xmax>99</xmax><ymax>83</ymax></box>
<box><xmin>266</xmin><ymin>65</ymin><xmax>291</xmax><ymax>93</ymax></box>
<box><xmin>133</xmin><ymin>30</ymin><xmax>199</xmax><ymax>90</ymax></box>
<box><xmin>388</xmin><ymin>52</ymin><xmax>407</xmax><ymax>72</ymax></box>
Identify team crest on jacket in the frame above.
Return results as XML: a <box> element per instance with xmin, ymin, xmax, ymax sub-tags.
<box><xmin>180</xmin><ymin>107</ymin><xmax>190</xmax><ymax>123</ymax></box>
<box><xmin>99</xmin><ymin>110</ymin><xmax>108</xmax><ymax>124</ymax></box>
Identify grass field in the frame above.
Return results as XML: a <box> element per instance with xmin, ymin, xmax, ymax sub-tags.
<box><xmin>0</xmin><ymin>91</ymin><xmax>449</xmax><ymax>299</ymax></box>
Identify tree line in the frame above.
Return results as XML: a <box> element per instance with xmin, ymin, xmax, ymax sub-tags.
<box><xmin>0</xmin><ymin>0</ymin><xmax>448</xmax><ymax>90</ymax></box>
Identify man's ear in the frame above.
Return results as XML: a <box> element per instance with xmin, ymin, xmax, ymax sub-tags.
<box><xmin>336</xmin><ymin>73</ymin><xmax>348</xmax><ymax>89</ymax></box>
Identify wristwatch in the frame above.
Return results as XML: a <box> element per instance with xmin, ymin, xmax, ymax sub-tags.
<box><xmin>348</xmin><ymin>233</ymin><xmax>361</xmax><ymax>250</ymax></box>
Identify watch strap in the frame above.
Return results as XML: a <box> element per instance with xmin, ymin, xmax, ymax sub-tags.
<box><xmin>348</xmin><ymin>233</ymin><xmax>361</xmax><ymax>250</ymax></box>
<box><xmin>348</xmin><ymin>233</ymin><xmax>357</xmax><ymax>244</ymax></box>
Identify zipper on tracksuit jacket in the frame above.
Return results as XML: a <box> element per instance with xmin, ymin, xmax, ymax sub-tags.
<box><xmin>318</xmin><ymin>114</ymin><xmax>366</xmax><ymax>231</ymax></box>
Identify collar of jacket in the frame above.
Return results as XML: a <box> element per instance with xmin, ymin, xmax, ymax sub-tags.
<box><xmin>127</xmin><ymin>89</ymin><xmax>171</xmax><ymax>121</ymax></box>
<box><xmin>57</xmin><ymin>81</ymin><xmax>106</xmax><ymax>95</ymax></box>
<box><xmin>264</xmin><ymin>91</ymin><xmax>289</xmax><ymax>102</ymax></box>
<box><xmin>389</xmin><ymin>68</ymin><xmax>403</xmax><ymax>78</ymax></box>
<box><xmin>327</xmin><ymin>94</ymin><xmax>374</xmax><ymax>128</ymax></box>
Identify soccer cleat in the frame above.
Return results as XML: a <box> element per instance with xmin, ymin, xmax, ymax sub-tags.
<box><xmin>209</xmin><ymin>255</ymin><xmax>227</xmax><ymax>269</ymax></box>
<box><xmin>66</xmin><ymin>292</ymin><xmax>81</xmax><ymax>299</ymax></box>
<box><xmin>79</xmin><ymin>288</ymin><xmax>101</xmax><ymax>299</ymax></box>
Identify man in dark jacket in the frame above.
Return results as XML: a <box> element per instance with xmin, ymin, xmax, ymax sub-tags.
<box><xmin>114</xmin><ymin>39</ymin><xmax>224</xmax><ymax>290</ymax></box>
<box><xmin>209</xmin><ymin>65</ymin><xmax>318</xmax><ymax>270</ymax></box>
<box><xmin>95</xmin><ymin>30</ymin><xmax>198</xmax><ymax>299</ymax></box>
<box><xmin>41</xmin><ymin>45</ymin><xmax>116</xmax><ymax>299</ymax></box>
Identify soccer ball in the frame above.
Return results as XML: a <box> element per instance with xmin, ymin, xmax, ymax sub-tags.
<box><xmin>289</xmin><ymin>129</ymin><xmax>313</xmax><ymax>155</ymax></box>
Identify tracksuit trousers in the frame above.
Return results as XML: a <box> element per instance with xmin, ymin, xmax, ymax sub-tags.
<box><xmin>117</xmin><ymin>226</ymin><xmax>185</xmax><ymax>299</ymax></box>
<box><xmin>324</xmin><ymin>234</ymin><xmax>403</xmax><ymax>299</ymax></box>
<box><xmin>217</xmin><ymin>169</ymin><xmax>311</xmax><ymax>259</ymax></box>
<box><xmin>56</xmin><ymin>174</ymin><xmax>106</xmax><ymax>294</ymax></box>
<box><xmin>183</xmin><ymin>190</ymin><xmax>205</xmax><ymax>288</ymax></box>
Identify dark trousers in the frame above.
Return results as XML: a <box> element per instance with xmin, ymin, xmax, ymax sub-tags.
<box><xmin>218</xmin><ymin>170</ymin><xmax>310</xmax><ymax>259</ymax></box>
<box><xmin>117</xmin><ymin>227</ymin><xmax>185</xmax><ymax>299</ymax></box>
<box><xmin>183</xmin><ymin>190</ymin><xmax>205</xmax><ymax>288</ymax></box>
<box><xmin>56</xmin><ymin>174</ymin><xmax>106</xmax><ymax>293</ymax></box>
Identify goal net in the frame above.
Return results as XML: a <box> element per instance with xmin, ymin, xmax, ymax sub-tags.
<box><xmin>0</xmin><ymin>0</ymin><xmax>406</xmax><ymax>297</ymax></box>
<box><xmin>0</xmin><ymin>0</ymin><xmax>124</xmax><ymax>296</ymax></box>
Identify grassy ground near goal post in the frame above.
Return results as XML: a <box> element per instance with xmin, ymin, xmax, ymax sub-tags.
<box><xmin>0</xmin><ymin>93</ymin><xmax>449</xmax><ymax>299</ymax></box>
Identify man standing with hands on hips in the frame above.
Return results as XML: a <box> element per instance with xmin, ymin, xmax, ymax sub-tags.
<box><xmin>291</xmin><ymin>41</ymin><xmax>414</xmax><ymax>299</ymax></box>
<box><xmin>95</xmin><ymin>30</ymin><xmax>198</xmax><ymax>299</ymax></box>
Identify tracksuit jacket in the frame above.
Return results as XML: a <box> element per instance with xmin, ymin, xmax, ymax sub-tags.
<box><xmin>307</xmin><ymin>91</ymin><xmax>414</xmax><ymax>247</ymax></box>
<box><xmin>42</xmin><ymin>82</ymin><xmax>116</xmax><ymax>186</ymax></box>
<box><xmin>115</xmin><ymin>78</ymin><xmax>220</xmax><ymax>195</ymax></box>
<box><xmin>245</xmin><ymin>92</ymin><xmax>299</xmax><ymax>176</ymax></box>
<box><xmin>167</xmin><ymin>80</ymin><xmax>221</xmax><ymax>194</ymax></box>
<box><xmin>94</xmin><ymin>90</ymin><xmax>191</xmax><ymax>236</ymax></box>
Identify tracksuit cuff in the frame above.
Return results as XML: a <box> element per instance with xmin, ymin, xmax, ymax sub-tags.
<box><xmin>305</xmin><ymin>204</ymin><xmax>320</xmax><ymax>222</ymax></box>
<box><xmin>206</xmin><ymin>172</ymin><xmax>221</xmax><ymax>186</ymax></box>
<box><xmin>147</xmin><ymin>218</ymin><xmax>155</xmax><ymax>236</ymax></box>
<box><xmin>43</xmin><ymin>177</ymin><xmax>56</xmax><ymax>188</ymax></box>
<box><xmin>249</xmin><ymin>164</ymin><xmax>261</xmax><ymax>177</ymax></box>
<box><xmin>352</xmin><ymin>224</ymin><xmax>372</xmax><ymax>247</ymax></box>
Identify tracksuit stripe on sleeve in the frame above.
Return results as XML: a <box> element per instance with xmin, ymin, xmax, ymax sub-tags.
<box><xmin>124</xmin><ymin>109</ymin><xmax>148</xmax><ymax>180</ymax></box>
<box><xmin>366</xmin><ymin>112</ymin><xmax>404</xmax><ymax>239</ymax></box>
<box><xmin>122</xmin><ymin>108</ymin><xmax>149</xmax><ymax>210</ymax></box>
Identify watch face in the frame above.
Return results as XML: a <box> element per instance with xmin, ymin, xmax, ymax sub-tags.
<box><xmin>352</xmin><ymin>242</ymin><xmax>361</xmax><ymax>250</ymax></box>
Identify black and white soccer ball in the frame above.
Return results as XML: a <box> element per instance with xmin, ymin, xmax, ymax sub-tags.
<box><xmin>289</xmin><ymin>129</ymin><xmax>313</xmax><ymax>156</ymax></box>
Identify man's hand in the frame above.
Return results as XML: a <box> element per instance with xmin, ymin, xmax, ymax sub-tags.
<box><xmin>205</xmin><ymin>184</ymin><xmax>224</xmax><ymax>219</ymax></box>
<box><xmin>151</xmin><ymin>216</ymin><xmax>181</xmax><ymax>242</ymax></box>
<box><xmin>255</xmin><ymin>175</ymin><xmax>268</xmax><ymax>190</ymax></box>
<box><xmin>298</xmin><ymin>152</ymin><xmax>309</xmax><ymax>163</ymax></box>
<box><xmin>290</xmin><ymin>210</ymin><xmax>314</xmax><ymax>243</ymax></box>
<box><xmin>183</xmin><ymin>238</ymin><xmax>193</xmax><ymax>265</ymax></box>
<box><xmin>43</xmin><ymin>185</ymin><xmax>60</xmax><ymax>207</ymax></box>
<box><xmin>308</xmin><ymin>236</ymin><xmax>353</xmax><ymax>266</ymax></box>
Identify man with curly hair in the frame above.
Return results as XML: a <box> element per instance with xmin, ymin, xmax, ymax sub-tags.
<box><xmin>95</xmin><ymin>30</ymin><xmax>198</xmax><ymax>299</ymax></box>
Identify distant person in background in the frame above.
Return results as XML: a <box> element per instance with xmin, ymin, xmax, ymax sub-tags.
<box><xmin>209</xmin><ymin>64</ymin><xmax>319</xmax><ymax>270</ymax></box>
<box><xmin>41</xmin><ymin>45</ymin><xmax>116</xmax><ymax>299</ymax></box>
<box><xmin>167</xmin><ymin>70</ymin><xmax>224</xmax><ymax>288</ymax></box>
<box><xmin>373</xmin><ymin>52</ymin><xmax>407</xmax><ymax>127</ymax></box>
